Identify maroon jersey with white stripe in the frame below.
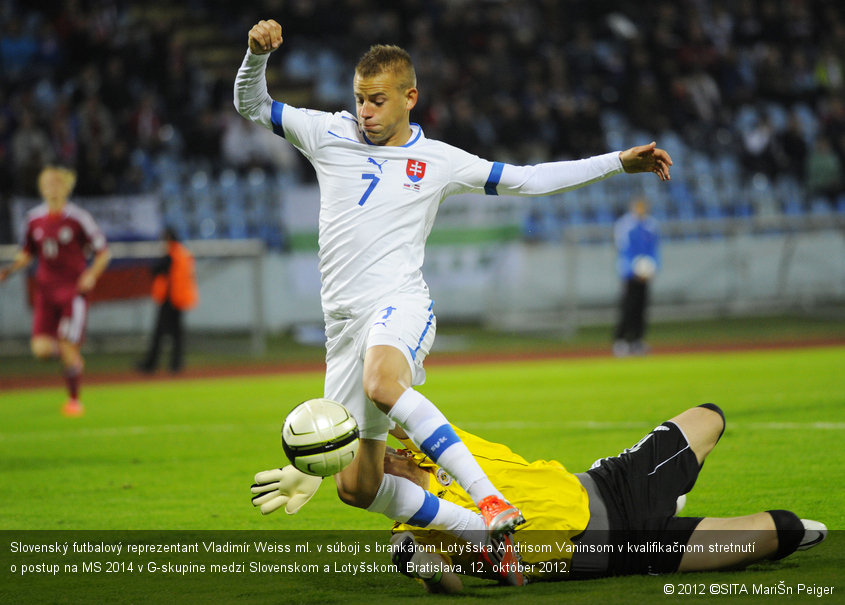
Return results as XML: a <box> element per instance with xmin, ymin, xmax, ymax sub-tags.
<box><xmin>22</xmin><ymin>202</ymin><xmax>108</xmax><ymax>288</ymax></box>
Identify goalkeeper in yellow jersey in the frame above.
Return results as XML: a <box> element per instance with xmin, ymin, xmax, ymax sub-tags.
<box><xmin>251</xmin><ymin>403</ymin><xmax>826</xmax><ymax>593</ymax></box>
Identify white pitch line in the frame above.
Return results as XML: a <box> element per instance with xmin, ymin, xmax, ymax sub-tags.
<box><xmin>0</xmin><ymin>423</ymin><xmax>278</xmax><ymax>443</ymax></box>
<box><xmin>744</xmin><ymin>421</ymin><xmax>845</xmax><ymax>430</ymax></box>
<box><xmin>462</xmin><ymin>421</ymin><xmax>652</xmax><ymax>431</ymax></box>
<box><xmin>464</xmin><ymin>421</ymin><xmax>845</xmax><ymax>431</ymax></box>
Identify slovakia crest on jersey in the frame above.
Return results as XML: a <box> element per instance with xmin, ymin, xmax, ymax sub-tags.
<box><xmin>406</xmin><ymin>159</ymin><xmax>427</xmax><ymax>182</ymax></box>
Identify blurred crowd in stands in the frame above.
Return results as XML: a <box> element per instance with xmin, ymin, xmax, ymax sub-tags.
<box><xmin>1</xmin><ymin>0</ymin><xmax>843</xmax><ymax>245</ymax></box>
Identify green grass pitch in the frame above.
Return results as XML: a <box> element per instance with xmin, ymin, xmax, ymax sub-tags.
<box><xmin>1</xmin><ymin>346</ymin><xmax>843</xmax><ymax>604</ymax></box>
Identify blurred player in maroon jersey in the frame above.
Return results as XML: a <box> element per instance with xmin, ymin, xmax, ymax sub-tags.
<box><xmin>0</xmin><ymin>166</ymin><xmax>111</xmax><ymax>416</ymax></box>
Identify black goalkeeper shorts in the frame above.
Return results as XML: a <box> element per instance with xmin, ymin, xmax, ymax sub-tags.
<box><xmin>582</xmin><ymin>421</ymin><xmax>705</xmax><ymax>576</ymax></box>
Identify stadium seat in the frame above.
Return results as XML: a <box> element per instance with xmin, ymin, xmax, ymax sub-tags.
<box><xmin>218</xmin><ymin>169</ymin><xmax>240</xmax><ymax>194</ymax></box>
<box><xmin>810</xmin><ymin>198</ymin><xmax>833</xmax><ymax>216</ymax></box>
<box><xmin>566</xmin><ymin>206</ymin><xmax>588</xmax><ymax>227</ymax></box>
<box><xmin>765</xmin><ymin>102</ymin><xmax>789</xmax><ymax>132</ymax></box>
<box><xmin>649</xmin><ymin>197</ymin><xmax>669</xmax><ymax>221</ymax></box>
<box><xmin>793</xmin><ymin>103</ymin><xmax>819</xmax><ymax>144</ymax></box>
<box><xmin>775</xmin><ymin>177</ymin><xmax>805</xmax><ymax>216</ymax></box>
<box><xmin>733</xmin><ymin>105</ymin><xmax>759</xmax><ymax>135</ymax></box>
<box><xmin>187</xmin><ymin>171</ymin><xmax>219</xmax><ymax>239</ymax></box>
<box><xmin>659</xmin><ymin>130</ymin><xmax>687</xmax><ymax>158</ymax></box>
<box><xmin>197</xmin><ymin>217</ymin><xmax>218</xmax><ymax>239</ymax></box>
<box><xmin>782</xmin><ymin>198</ymin><xmax>805</xmax><ymax>216</ymax></box>
<box><xmin>600</xmin><ymin>110</ymin><xmax>627</xmax><ymax>133</ymax></box>
<box><xmin>225</xmin><ymin>215</ymin><xmax>249</xmax><ymax>239</ymax></box>
<box><xmin>733</xmin><ymin>199</ymin><xmax>754</xmax><ymax>218</ymax></box>
<box><xmin>586</xmin><ymin>184</ymin><xmax>615</xmax><ymax>224</ymax></box>
<box><xmin>716</xmin><ymin>155</ymin><xmax>741</xmax><ymax>181</ymax></box>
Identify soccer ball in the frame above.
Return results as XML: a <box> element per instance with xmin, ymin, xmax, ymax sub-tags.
<box><xmin>281</xmin><ymin>398</ymin><xmax>359</xmax><ymax>477</ymax></box>
<box><xmin>632</xmin><ymin>255</ymin><xmax>657</xmax><ymax>279</ymax></box>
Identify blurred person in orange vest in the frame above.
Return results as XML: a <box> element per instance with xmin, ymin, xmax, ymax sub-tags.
<box><xmin>136</xmin><ymin>226</ymin><xmax>198</xmax><ymax>373</ymax></box>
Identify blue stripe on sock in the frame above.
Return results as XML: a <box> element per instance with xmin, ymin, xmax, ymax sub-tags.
<box><xmin>407</xmin><ymin>490</ymin><xmax>439</xmax><ymax>527</ymax></box>
<box><xmin>420</xmin><ymin>424</ymin><xmax>461</xmax><ymax>462</ymax></box>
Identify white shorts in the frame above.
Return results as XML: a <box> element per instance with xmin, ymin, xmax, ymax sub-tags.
<box><xmin>324</xmin><ymin>296</ymin><xmax>436</xmax><ymax>440</ymax></box>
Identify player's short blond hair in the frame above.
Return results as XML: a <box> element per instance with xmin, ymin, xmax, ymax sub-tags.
<box><xmin>38</xmin><ymin>165</ymin><xmax>77</xmax><ymax>195</ymax></box>
<box><xmin>355</xmin><ymin>45</ymin><xmax>417</xmax><ymax>90</ymax></box>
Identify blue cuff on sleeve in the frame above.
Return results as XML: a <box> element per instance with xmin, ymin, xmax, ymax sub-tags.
<box><xmin>484</xmin><ymin>162</ymin><xmax>505</xmax><ymax>195</ymax></box>
<box><xmin>271</xmin><ymin>101</ymin><xmax>285</xmax><ymax>137</ymax></box>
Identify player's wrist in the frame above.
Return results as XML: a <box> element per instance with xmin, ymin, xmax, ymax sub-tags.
<box><xmin>246</xmin><ymin>47</ymin><xmax>273</xmax><ymax>61</ymax></box>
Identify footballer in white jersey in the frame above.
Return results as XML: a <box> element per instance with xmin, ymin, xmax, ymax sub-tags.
<box><xmin>237</xmin><ymin>20</ymin><xmax>673</xmax><ymax>562</ymax></box>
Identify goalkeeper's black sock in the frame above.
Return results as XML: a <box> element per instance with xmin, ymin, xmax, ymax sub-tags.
<box><xmin>767</xmin><ymin>509</ymin><xmax>803</xmax><ymax>560</ymax></box>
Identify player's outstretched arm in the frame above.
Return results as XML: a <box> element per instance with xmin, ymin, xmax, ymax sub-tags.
<box><xmin>234</xmin><ymin>19</ymin><xmax>284</xmax><ymax>131</ymax></box>
<box><xmin>619</xmin><ymin>142</ymin><xmax>673</xmax><ymax>181</ymax></box>
<box><xmin>483</xmin><ymin>143</ymin><xmax>673</xmax><ymax>198</ymax></box>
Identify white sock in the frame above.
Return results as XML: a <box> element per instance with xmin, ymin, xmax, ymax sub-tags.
<box><xmin>367</xmin><ymin>474</ymin><xmax>486</xmax><ymax>544</ymax></box>
<box><xmin>387</xmin><ymin>388</ymin><xmax>503</xmax><ymax>504</ymax></box>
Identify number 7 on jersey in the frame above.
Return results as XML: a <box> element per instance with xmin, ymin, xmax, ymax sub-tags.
<box><xmin>358</xmin><ymin>173</ymin><xmax>380</xmax><ymax>206</ymax></box>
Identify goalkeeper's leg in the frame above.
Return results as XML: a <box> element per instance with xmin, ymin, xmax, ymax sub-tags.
<box><xmin>678</xmin><ymin>513</ymin><xmax>826</xmax><ymax>571</ymax></box>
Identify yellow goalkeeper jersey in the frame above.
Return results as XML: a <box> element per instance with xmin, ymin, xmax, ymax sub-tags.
<box><xmin>394</xmin><ymin>426</ymin><xmax>590</xmax><ymax>581</ymax></box>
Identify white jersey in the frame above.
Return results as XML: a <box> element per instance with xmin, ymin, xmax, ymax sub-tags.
<box><xmin>235</xmin><ymin>50</ymin><xmax>625</xmax><ymax>317</ymax></box>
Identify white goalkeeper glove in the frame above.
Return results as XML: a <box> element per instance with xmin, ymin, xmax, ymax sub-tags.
<box><xmin>250</xmin><ymin>466</ymin><xmax>322</xmax><ymax>515</ymax></box>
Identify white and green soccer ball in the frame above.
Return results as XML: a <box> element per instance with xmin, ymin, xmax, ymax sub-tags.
<box><xmin>632</xmin><ymin>255</ymin><xmax>657</xmax><ymax>279</ymax></box>
<box><xmin>282</xmin><ymin>398</ymin><xmax>359</xmax><ymax>477</ymax></box>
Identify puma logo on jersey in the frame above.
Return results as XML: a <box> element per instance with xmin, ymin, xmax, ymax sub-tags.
<box><xmin>367</xmin><ymin>157</ymin><xmax>387</xmax><ymax>173</ymax></box>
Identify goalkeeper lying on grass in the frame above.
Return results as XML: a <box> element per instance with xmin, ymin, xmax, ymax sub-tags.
<box><xmin>251</xmin><ymin>403</ymin><xmax>826</xmax><ymax>593</ymax></box>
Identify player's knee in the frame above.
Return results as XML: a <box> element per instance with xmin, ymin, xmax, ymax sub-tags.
<box><xmin>362</xmin><ymin>373</ymin><xmax>396</xmax><ymax>411</ymax></box>
<box><xmin>60</xmin><ymin>348</ymin><xmax>84</xmax><ymax>370</ymax></box>
<box><xmin>361</xmin><ymin>372</ymin><xmax>381</xmax><ymax>403</ymax></box>
<box><xmin>32</xmin><ymin>348</ymin><xmax>52</xmax><ymax>361</ymax></box>
<box><xmin>697</xmin><ymin>403</ymin><xmax>726</xmax><ymax>443</ymax></box>
<box><xmin>30</xmin><ymin>339</ymin><xmax>55</xmax><ymax>360</ymax></box>
<box><xmin>362</xmin><ymin>346</ymin><xmax>411</xmax><ymax>409</ymax></box>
